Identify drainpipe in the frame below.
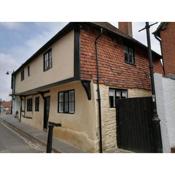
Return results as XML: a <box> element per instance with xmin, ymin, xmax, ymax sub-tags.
<box><xmin>95</xmin><ymin>28</ymin><xmax>103</xmax><ymax>153</ymax></box>
<box><xmin>154</xmin><ymin>34</ymin><xmax>165</xmax><ymax>76</ymax></box>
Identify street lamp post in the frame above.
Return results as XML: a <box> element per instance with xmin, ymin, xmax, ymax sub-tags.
<box><xmin>139</xmin><ymin>22</ymin><xmax>163</xmax><ymax>153</ymax></box>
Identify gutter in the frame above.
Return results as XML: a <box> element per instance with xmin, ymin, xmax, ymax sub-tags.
<box><xmin>95</xmin><ymin>28</ymin><xmax>103</xmax><ymax>153</ymax></box>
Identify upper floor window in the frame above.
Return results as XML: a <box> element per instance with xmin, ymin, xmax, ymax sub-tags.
<box><xmin>124</xmin><ymin>45</ymin><xmax>135</xmax><ymax>65</ymax></box>
<box><xmin>27</xmin><ymin>98</ymin><xmax>33</xmax><ymax>112</ymax></box>
<box><xmin>109</xmin><ymin>88</ymin><xmax>128</xmax><ymax>108</ymax></box>
<box><xmin>43</xmin><ymin>49</ymin><xmax>52</xmax><ymax>71</ymax></box>
<box><xmin>27</xmin><ymin>65</ymin><xmax>30</xmax><ymax>76</ymax></box>
<box><xmin>21</xmin><ymin>69</ymin><xmax>24</xmax><ymax>81</ymax></box>
<box><xmin>58</xmin><ymin>90</ymin><xmax>75</xmax><ymax>114</ymax></box>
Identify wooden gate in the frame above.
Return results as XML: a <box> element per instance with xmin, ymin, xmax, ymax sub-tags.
<box><xmin>116</xmin><ymin>97</ymin><xmax>156</xmax><ymax>153</ymax></box>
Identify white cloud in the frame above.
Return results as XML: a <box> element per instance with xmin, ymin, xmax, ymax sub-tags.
<box><xmin>132</xmin><ymin>22</ymin><xmax>161</xmax><ymax>53</ymax></box>
<box><xmin>110</xmin><ymin>22</ymin><xmax>161</xmax><ymax>54</ymax></box>
<box><xmin>0</xmin><ymin>22</ymin><xmax>24</xmax><ymax>30</ymax></box>
<box><xmin>0</xmin><ymin>22</ymin><xmax>66</xmax><ymax>100</ymax></box>
<box><xmin>10</xmin><ymin>23</ymin><xmax>66</xmax><ymax>64</ymax></box>
<box><xmin>25</xmin><ymin>30</ymin><xmax>60</xmax><ymax>55</ymax></box>
<box><xmin>0</xmin><ymin>53</ymin><xmax>18</xmax><ymax>100</ymax></box>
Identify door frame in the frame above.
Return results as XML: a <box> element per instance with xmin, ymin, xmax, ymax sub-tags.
<box><xmin>43</xmin><ymin>96</ymin><xmax>50</xmax><ymax>130</ymax></box>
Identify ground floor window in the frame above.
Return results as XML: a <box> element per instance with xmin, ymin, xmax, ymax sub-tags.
<box><xmin>27</xmin><ymin>98</ymin><xmax>33</xmax><ymax>111</ymax></box>
<box><xmin>58</xmin><ymin>90</ymin><xmax>75</xmax><ymax>114</ymax></box>
<box><xmin>35</xmin><ymin>97</ymin><xmax>40</xmax><ymax>111</ymax></box>
<box><xmin>109</xmin><ymin>88</ymin><xmax>128</xmax><ymax>108</ymax></box>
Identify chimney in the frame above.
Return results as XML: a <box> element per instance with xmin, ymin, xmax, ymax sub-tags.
<box><xmin>118</xmin><ymin>22</ymin><xmax>133</xmax><ymax>37</ymax></box>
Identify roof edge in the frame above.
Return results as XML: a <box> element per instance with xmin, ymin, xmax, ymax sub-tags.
<box><xmin>153</xmin><ymin>22</ymin><xmax>169</xmax><ymax>37</ymax></box>
<box><xmin>13</xmin><ymin>22</ymin><xmax>162</xmax><ymax>76</ymax></box>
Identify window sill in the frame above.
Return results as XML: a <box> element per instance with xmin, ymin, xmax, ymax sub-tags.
<box><xmin>125</xmin><ymin>62</ymin><xmax>136</xmax><ymax>66</ymax></box>
<box><xmin>43</xmin><ymin>67</ymin><xmax>52</xmax><ymax>72</ymax></box>
<box><xmin>58</xmin><ymin>112</ymin><xmax>75</xmax><ymax>115</ymax></box>
<box><xmin>109</xmin><ymin>107</ymin><xmax>116</xmax><ymax>110</ymax></box>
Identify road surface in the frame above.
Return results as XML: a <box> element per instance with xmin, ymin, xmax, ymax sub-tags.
<box><xmin>0</xmin><ymin>120</ymin><xmax>45</xmax><ymax>153</ymax></box>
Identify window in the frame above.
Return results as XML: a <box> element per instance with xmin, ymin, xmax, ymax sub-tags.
<box><xmin>58</xmin><ymin>90</ymin><xmax>75</xmax><ymax>114</ymax></box>
<box><xmin>35</xmin><ymin>97</ymin><xmax>39</xmax><ymax>111</ymax></box>
<box><xmin>21</xmin><ymin>69</ymin><xmax>24</xmax><ymax>81</ymax></box>
<box><xmin>43</xmin><ymin>49</ymin><xmax>52</xmax><ymax>71</ymax></box>
<box><xmin>124</xmin><ymin>45</ymin><xmax>135</xmax><ymax>65</ymax></box>
<box><xmin>109</xmin><ymin>88</ymin><xmax>128</xmax><ymax>108</ymax></box>
<box><xmin>27</xmin><ymin>98</ymin><xmax>33</xmax><ymax>111</ymax></box>
<box><xmin>27</xmin><ymin>66</ymin><xmax>30</xmax><ymax>76</ymax></box>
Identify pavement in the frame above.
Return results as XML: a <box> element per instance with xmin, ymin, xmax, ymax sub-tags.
<box><xmin>0</xmin><ymin>120</ymin><xmax>45</xmax><ymax>153</ymax></box>
<box><xmin>0</xmin><ymin>114</ymin><xmax>84</xmax><ymax>153</ymax></box>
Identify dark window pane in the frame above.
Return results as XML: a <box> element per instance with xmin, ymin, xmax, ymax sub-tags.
<box><xmin>21</xmin><ymin>70</ymin><xmax>24</xmax><ymax>81</ymax></box>
<box><xmin>35</xmin><ymin>97</ymin><xmax>39</xmax><ymax>111</ymax></box>
<box><xmin>43</xmin><ymin>49</ymin><xmax>52</xmax><ymax>71</ymax></box>
<box><xmin>59</xmin><ymin>92</ymin><xmax>64</xmax><ymax>102</ymax></box>
<box><xmin>109</xmin><ymin>89</ymin><xmax>115</xmax><ymax>108</ymax></box>
<box><xmin>109</xmin><ymin>88</ymin><xmax>128</xmax><ymax>108</ymax></box>
<box><xmin>48</xmin><ymin>50</ymin><xmax>52</xmax><ymax>68</ymax></box>
<box><xmin>69</xmin><ymin>102</ymin><xmax>74</xmax><ymax>113</ymax></box>
<box><xmin>125</xmin><ymin>53</ymin><xmax>129</xmax><ymax>63</ymax></box>
<box><xmin>58</xmin><ymin>90</ymin><xmax>75</xmax><ymax>114</ymax></box>
<box><xmin>28</xmin><ymin>66</ymin><xmax>30</xmax><ymax>76</ymax></box>
<box><xmin>124</xmin><ymin>45</ymin><xmax>135</xmax><ymax>65</ymax></box>
<box><xmin>64</xmin><ymin>92</ymin><xmax>69</xmax><ymax>113</ymax></box>
<box><xmin>58</xmin><ymin>92</ymin><xmax>64</xmax><ymax>113</ymax></box>
<box><xmin>109</xmin><ymin>96</ymin><xmax>115</xmax><ymax>108</ymax></box>
<box><xmin>59</xmin><ymin>102</ymin><xmax>64</xmax><ymax>113</ymax></box>
<box><xmin>27</xmin><ymin>98</ymin><xmax>32</xmax><ymax>112</ymax></box>
<box><xmin>69</xmin><ymin>90</ymin><xmax>75</xmax><ymax>113</ymax></box>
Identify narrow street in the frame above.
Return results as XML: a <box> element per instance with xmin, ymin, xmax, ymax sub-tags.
<box><xmin>0</xmin><ymin>119</ymin><xmax>45</xmax><ymax>153</ymax></box>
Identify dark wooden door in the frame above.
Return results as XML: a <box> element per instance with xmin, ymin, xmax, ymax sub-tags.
<box><xmin>43</xmin><ymin>96</ymin><xmax>50</xmax><ymax>129</ymax></box>
<box><xmin>116</xmin><ymin>97</ymin><xmax>156</xmax><ymax>153</ymax></box>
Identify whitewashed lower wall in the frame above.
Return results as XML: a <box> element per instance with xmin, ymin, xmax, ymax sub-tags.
<box><xmin>12</xmin><ymin>96</ymin><xmax>20</xmax><ymax>116</ymax></box>
<box><xmin>154</xmin><ymin>73</ymin><xmax>175</xmax><ymax>152</ymax></box>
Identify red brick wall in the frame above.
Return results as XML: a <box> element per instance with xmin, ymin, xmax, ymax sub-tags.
<box><xmin>160</xmin><ymin>23</ymin><xmax>175</xmax><ymax>76</ymax></box>
<box><xmin>80</xmin><ymin>28</ymin><xmax>163</xmax><ymax>90</ymax></box>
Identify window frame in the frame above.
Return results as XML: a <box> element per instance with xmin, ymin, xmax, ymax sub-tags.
<box><xmin>21</xmin><ymin>69</ymin><xmax>24</xmax><ymax>81</ymax></box>
<box><xmin>124</xmin><ymin>45</ymin><xmax>135</xmax><ymax>65</ymax></box>
<box><xmin>27</xmin><ymin>98</ymin><xmax>33</xmax><ymax>112</ymax></box>
<box><xmin>43</xmin><ymin>48</ymin><xmax>52</xmax><ymax>71</ymax></box>
<box><xmin>58</xmin><ymin>89</ymin><xmax>75</xmax><ymax>114</ymax></box>
<box><xmin>35</xmin><ymin>96</ymin><xmax>40</xmax><ymax>112</ymax></box>
<box><xmin>109</xmin><ymin>88</ymin><xmax>128</xmax><ymax>108</ymax></box>
<box><xmin>27</xmin><ymin>65</ymin><xmax>30</xmax><ymax>76</ymax></box>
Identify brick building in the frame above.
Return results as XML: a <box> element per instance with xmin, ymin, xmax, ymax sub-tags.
<box><xmin>0</xmin><ymin>100</ymin><xmax>12</xmax><ymax>114</ymax></box>
<box><xmin>154</xmin><ymin>22</ymin><xmax>175</xmax><ymax>77</ymax></box>
<box><xmin>11</xmin><ymin>22</ymin><xmax>163</xmax><ymax>152</ymax></box>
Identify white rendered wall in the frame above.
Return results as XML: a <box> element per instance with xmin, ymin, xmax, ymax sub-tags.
<box><xmin>12</xmin><ymin>96</ymin><xmax>20</xmax><ymax>116</ymax></box>
<box><xmin>154</xmin><ymin>73</ymin><xmax>175</xmax><ymax>152</ymax></box>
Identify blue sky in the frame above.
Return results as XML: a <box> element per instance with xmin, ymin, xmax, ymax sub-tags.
<box><xmin>0</xmin><ymin>22</ymin><xmax>160</xmax><ymax>100</ymax></box>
